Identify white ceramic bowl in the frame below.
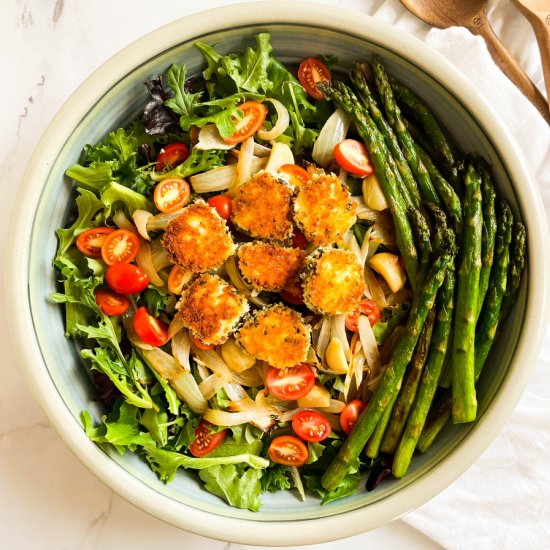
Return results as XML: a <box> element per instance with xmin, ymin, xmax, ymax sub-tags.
<box><xmin>6</xmin><ymin>2</ymin><xmax>549</xmax><ymax>546</ymax></box>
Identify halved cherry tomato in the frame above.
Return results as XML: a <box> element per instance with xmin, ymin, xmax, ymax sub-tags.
<box><xmin>105</xmin><ymin>263</ymin><xmax>149</xmax><ymax>295</ymax></box>
<box><xmin>101</xmin><ymin>229</ymin><xmax>140</xmax><ymax>265</ymax></box>
<box><xmin>298</xmin><ymin>58</ymin><xmax>331</xmax><ymax>100</ymax></box>
<box><xmin>224</xmin><ymin>101</ymin><xmax>268</xmax><ymax>145</ymax></box>
<box><xmin>133</xmin><ymin>306</ymin><xmax>168</xmax><ymax>347</ymax></box>
<box><xmin>95</xmin><ymin>289</ymin><xmax>129</xmax><ymax>316</ymax></box>
<box><xmin>189</xmin><ymin>333</ymin><xmax>215</xmax><ymax>351</ymax></box>
<box><xmin>76</xmin><ymin>227</ymin><xmax>115</xmax><ymax>258</ymax></box>
<box><xmin>268</xmin><ymin>435</ymin><xmax>309</xmax><ymax>467</ymax></box>
<box><xmin>167</xmin><ymin>264</ymin><xmax>190</xmax><ymax>295</ymax></box>
<box><xmin>189</xmin><ymin>421</ymin><xmax>227</xmax><ymax>457</ymax></box>
<box><xmin>279</xmin><ymin>284</ymin><xmax>305</xmax><ymax>305</ymax></box>
<box><xmin>207</xmin><ymin>194</ymin><xmax>233</xmax><ymax>220</ymax></box>
<box><xmin>334</xmin><ymin>139</ymin><xmax>374</xmax><ymax>176</ymax></box>
<box><xmin>345</xmin><ymin>299</ymin><xmax>382</xmax><ymax>332</ymax></box>
<box><xmin>266</xmin><ymin>363</ymin><xmax>316</xmax><ymax>401</ymax></box>
<box><xmin>155</xmin><ymin>142</ymin><xmax>189</xmax><ymax>172</ymax></box>
<box><xmin>278</xmin><ymin>164</ymin><xmax>310</xmax><ymax>188</ymax></box>
<box><xmin>340</xmin><ymin>400</ymin><xmax>367</xmax><ymax>436</ymax></box>
<box><xmin>292</xmin><ymin>229</ymin><xmax>308</xmax><ymax>250</ymax></box>
<box><xmin>154</xmin><ymin>177</ymin><xmax>191</xmax><ymax>213</ymax></box>
<box><xmin>292</xmin><ymin>410</ymin><xmax>331</xmax><ymax>443</ymax></box>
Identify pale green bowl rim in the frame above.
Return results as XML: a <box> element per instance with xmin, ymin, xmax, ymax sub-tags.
<box><xmin>5</xmin><ymin>2</ymin><xmax>550</xmax><ymax>545</ymax></box>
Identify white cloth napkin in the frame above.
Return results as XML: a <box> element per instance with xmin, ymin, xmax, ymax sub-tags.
<box><xmin>358</xmin><ymin>0</ymin><xmax>550</xmax><ymax>548</ymax></box>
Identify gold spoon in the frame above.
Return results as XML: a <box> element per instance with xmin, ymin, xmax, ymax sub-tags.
<box><xmin>399</xmin><ymin>0</ymin><xmax>550</xmax><ymax>123</ymax></box>
<box><xmin>511</xmin><ymin>0</ymin><xmax>550</xmax><ymax>110</ymax></box>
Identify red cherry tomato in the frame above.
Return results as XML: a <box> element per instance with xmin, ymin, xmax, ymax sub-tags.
<box><xmin>224</xmin><ymin>101</ymin><xmax>268</xmax><ymax>145</ymax></box>
<box><xmin>95</xmin><ymin>289</ymin><xmax>129</xmax><ymax>316</ymax></box>
<box><xmin>155</xmin><ymin>142</ymin><xmax>189</xmax><ymax>172</ymax></box>
<box><xmin>105</xmin><ymin>263</ymin><xmax>150</xmax><ymax>295</ymax></box>
<box><xmin>207</xmin><ymin>194</ymin><xmax>233</xmax><ymax>220</ymax></box>
<box><xmin>266</xmin><ymin>363</ymin><xmax>316</xmax><ymax>401</ymax></box>
<box><xmin>189</xmin><ymin>421</ymin><xmax>227</xmax><ymax>457</ymax></box>
<box><xmin>292</xmin><ymin>229</ymin><xmax>308</xmax><ymax>250</ymax></box>
<box><xmin>292</xmin><ymin>410</ymin><xmax>332</xmax><ymax>442</ymax></box>
<box><xmin>133</xmin><ymin>306</ymin><xmax>168</xmax><ymax>347</ymax></box>
<box><xmin>101</xmin><ymin>229</ymin><xmax>141</xmax><ymax>265</ymax></box>
<box><xmin>76</xmin><ymin>227</ymin><xmax>115</xmax><ymax>258</ymax></box>
<box><xmin>278</xmin><ymin>164</ymin><xmax>310</xmax><ymax>188</ymax></box>
<box><xmin>334</xmin><ymin>139</ymin><xmax>374</xmax><ymax>176</ymax></box>
<box><xmin>340</xmin><ymin>400</ymin><xmax>367</xmax><ymax>436</ymax></box>
<box><xmin>167</xmin><ymin>264</ymin><xmax>190</xmax><ymax>295</ymax></box>
<box><xmin>298</xmin><ymin>58</ymin><xmax>331</xmax><ymax>100</ymax></box>
<box><xmin>279</xmin><ymin>279</ymin><xmax>305</xmax><ymax>305</ymax></box>
<box><xmin>154</xmin><ymin>178</ymin><xmax>191</xmax><ymax>213</ymax></box>
<box><xmin>189</xmin><ymin>333</ymin><xmax>215</xmax><ymax>351</ymax></box>
<box><xmin>268</xmin><ymin>435</ymin><xmax>309</xmax><ymax>467</ymax></box>
<box><xmin>345</xmin><ymin>299</ymin><xmax>382</xmax><ymax>332</ymax></box>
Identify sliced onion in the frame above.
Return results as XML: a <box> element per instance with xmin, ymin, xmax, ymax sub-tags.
<box><xmin>192</xmin><ymin>348</ymin><xmax>233</xmax><ymax>382</ymax></box>
<box><xmin>351</xmin><ymin>196</ymin><xmax>381</xmax><ymax>220</ymax></box>
<box><xmin>190</xmin><ymin>156</ymin><xmax>267</xmax><ymax>195</ymax></box>
<box><xmin>152</xmin><ymin>247</ymin><xmax>173</xmax><ymax>272</ymax></box>
<box><xmin>255</xmin><ymin>388</ymin><xmax>295</xmax><ymax>412</ymax></box>
<box><xmin>225</xmin><ymin>255</ymin><xmax>272</xmax><ymax>307</ymax></box>
<box><xmin>223</xmin><ymin>383</ymin><xmax>248</xmax><ymax>402</ymax></box>
<box><xmin>253</xmin><ymin>142</ymin><xmax>272</xmax><ymax>157</ymax></box>
<box><xmin>147</xmin><ymin>210</ymin><xmax>184</xmax><ymax>232</ymax></box>
<box><xmin>167</xmin><ymin>315</ymin><xmax>184</xmax><ymax>341</ymax></box>
<box><xmin>331</xmin><ymin>315</ymin><xmax>351</xmax><ymax>360</ymax></box>
<box><xmin>265</xmin><ymin>142</ymin><xmax>294</xmax><ymax>172</ymax></box>
<box><xmin>231</xmin><ymin>366</ymin><xmax>264</xmax><ymax>388</ymax></box>
<box><xmin>343</xmin><ymin>338</ymin><xmax>360</xmax><ymax>401</ymax></box>
<box><xmin>344</xmin><ymin>231</ymin><xmax>362</xmax><ymax>264</ymax></box>
<box><xmin>364</xmin><ymin>266</ymin><xmax>387</xmax><ymax>308</ymax></box>
<box><xmin>132</xmin><ymin>209</ymin><xmax>153</xmax><ymax>241</ymax></box>
<box><xmin>113</xmin><ymin>209</ymin><xmax>137</xmax><ymax>232</ymax></box>
<box><xmin>257</xmin><ymin>98</ymin><xmax>290</xmax><ymax>141</ymax></box>
<box><xmin>136</xmin><ymin>238</ymin><xmax>164</xmax><ymax>287</ymax></box>
<box><xmin>312</xmin><ymin>108</ymin><xmax>350</xmax><ymax>167</ymax></box>
<box><xmin>203</xmin><ymin>408</ymin><xmax>273</xmax><ymax>426</ymax></box>
<box><xmin>359</xmin><ymin>314</ymin><xmax>381</xmax><ymax>383</ymax></box>
<box><xmin>316</xmin><ymin>316</ymin><xmax>331</xmax><ymax>362</ymax></box>
<box><xmin>171</xmin><ymin>324</ymin><xmax>191</xmax><ymax>369</ymax></box>
<box><xmin>194</xmin><ymin>124</ymin><xmax>235</xmax><ymax>150</ymax></box>
<box><xmin>199</xmin><ymin>374</ymin><xmax>227</xmax><ymax>400</ymax></box>
<box><xmin>360</xmin><ymin>226</ymin><xmax>374</xmax><ymax>265</ymax></box>
<box><xmin>338</xmin><ymin>168</ymin><xmax>348</xmax><ymax>186</ymax></box>
<box><xmin>225</xmin><ymin>386</ymin><xmax>278</xmax><ymax>431</ymax></box>
<box><xmin>141</xmin><ymin>347</ymin><xmax>207</xmax><ymax>413</ymax></box>
<box><xmin>228</xmin><ymin>136</ymin><xmax>255</xmax><ymax>197</ymax></box>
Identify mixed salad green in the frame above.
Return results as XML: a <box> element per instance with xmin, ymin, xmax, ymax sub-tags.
<box><xmin>52</xmin><ymin>32</ymin><xmax>526</xmax><ymax>511</ymax></box>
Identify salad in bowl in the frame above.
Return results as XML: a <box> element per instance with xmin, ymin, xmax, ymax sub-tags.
<box><xmin>51</xmin><ymin>31</ymin><xmax>526</xmax><ymax>513</ymax></box>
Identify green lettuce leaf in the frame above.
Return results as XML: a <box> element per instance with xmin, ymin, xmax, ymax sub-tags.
<box><xmin>164</xmin><ymin>64</ymin><xmax>202</xmax><ymax>118</ymax></box>
<box><xmin>199</xmin><ymin>464</ymin><xmax>264</xmax><ymax>512</ymax></box>
<box><xmin>261</xmin><ymin>465</ymin><xmax>291</xmax><ymax>493</ymax></box>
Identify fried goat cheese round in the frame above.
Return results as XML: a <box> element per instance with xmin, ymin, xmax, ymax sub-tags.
<box><xmin>237</xmin><ymin>242</ymin><xmax>306</xmax><ymax>292</ymax></box>
<box><xmin>293</xmin><ymin>171</ymin><xmax>357</xmax><ymax>246</ymax></box>
<box><xmin>301</xmin><ymin>248</ymin><xmax>366</xmax><ymax>315</ymax></box>
<box><xmin>236</xmin><ymin>304</ymin><xmax>311</xmax><ymax>369</ymax></box>
<box><xmin>231</xmin><ymin>171</ymin><xmax>294</xmax><ymax>241</ymax></box>
<box><xmin>162</xmin><ymin>199</ymin><xmax>235</xmax><ymax>273</ymax></box>
<box><xmin>177</xmin><ymin>273</ymin><xmax>249</xmax><ymax>346</ymax></box>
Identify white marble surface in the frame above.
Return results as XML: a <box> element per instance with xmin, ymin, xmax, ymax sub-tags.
<box><xmin>1</xmin><ymin>0</ymin><xmax>548</xmax><ymax>548</ymax></box>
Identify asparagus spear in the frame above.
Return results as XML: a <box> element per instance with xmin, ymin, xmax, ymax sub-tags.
<box><xmin>416</xmin><ymin>392</ymin><xmax>452</xmax><ymax>453</ymax></box>
<box><xmin>321</xmin><ymin>251</ymin><xmax>451</xmax><ymax>491</ymax></box>
<box><xmin>392</xmin><ymin>267</ymin><xmax>455</xmax><ymax>475</ymax></box>
<box><xmin>380</xmin><ymin>307</ymin><xmax>436</xmax><ymax>454</ymax></box>
<box><xmin>452</xmin><ymin>162</ymin><xmax>483</xmax><ymax>424</ymax></box>
<box><xmin>476</xmin><ymin>161</ymin><xmax>497</xmax><ymax>320</ymax></box>
<box><xmin>350</xmin><ymin>68</ymin><xmax>422</xmax><ymax>209</ymax></box>
<box><xmin>474</xmin><ymin>201</ymin><xmax>513</xmax><ymax>380</ymax></box>
<box><xmin>371</xmin><ymin>57</ymin><xmax>440</xmax><ymax>206</ymax></box>
<box><xmin>499</xmin><ymin>222</ymin><xmax>527</xmax><ymax>321</ymax></box>
<box><xmin>365</xmin><ymin>379</ymin><xmax>401</xmax><ymax>459</ymax></box>
<box><xmin>416</xmin><ymin>145</ymin><xmax>463</xmax><ymax>236</ymax></box>
<box><xmin>320</xmin><ymin>81</ymin><xmax>419</xmax><ymax>289</ymax></box>
<box><xmin>389</xmin><ymin>76</ymin><xmax>461</xmax><ymax>192</ymax></box>
<box><xmin>409</xmin><ymin>207</ymin><xmax>432</xmax><ymax>287</ymax></box>
<box><xmin>418</xmin><ymin>203</ymin><xmax>519</xmax><ymax>451</ymax></box>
